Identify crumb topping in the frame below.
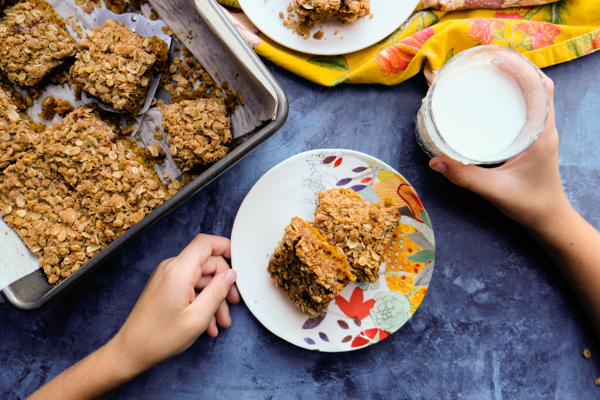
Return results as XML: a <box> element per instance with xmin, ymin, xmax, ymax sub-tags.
<box><xmin>161</xmin><ymin>98</ymin><xmax>232</xmax><ymax>171</ymax></box>
<box><xmin>70</xmin><ymin>20</ymin><xmax>167</xmax><ymax>115</ymax></box>
<box><xmin>0</xmin><ymin>0</ymin><xmax>76</xmax><ymax>86</ymax></box>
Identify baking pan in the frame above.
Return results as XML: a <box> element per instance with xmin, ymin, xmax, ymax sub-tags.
<box><xmin>1</xmin><ymin>0</ymin><xmax>288</xmax><ymax>311</ymax></box>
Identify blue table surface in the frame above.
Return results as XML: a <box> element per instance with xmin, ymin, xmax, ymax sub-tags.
<box><xmin>2</xmin><ymin>49</ymin><xmax>600</xmax><ymax>399</ymax></box>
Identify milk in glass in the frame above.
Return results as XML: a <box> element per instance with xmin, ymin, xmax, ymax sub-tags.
<box><xmin>415</xmin><ymin>46</ymin><xmax>548</xmax><ymax>165</ymax></box>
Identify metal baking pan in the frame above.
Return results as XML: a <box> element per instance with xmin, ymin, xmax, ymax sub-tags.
<box><xmin>1</xmin><ymin>0</ymin><xmax>288</xmax><ymax>311</ymax></box>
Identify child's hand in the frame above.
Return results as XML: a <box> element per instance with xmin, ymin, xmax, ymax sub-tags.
<box><xmin>110</xmin><ymin>234</ymin><xmax>240</xmax><ymax>375</ymax></box>
<box><xmin>428</xmin><ymin>74</ymin><xmax>569</xmax><ymax>230</ymax></box>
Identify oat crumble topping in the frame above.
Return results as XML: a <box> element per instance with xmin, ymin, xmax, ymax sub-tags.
<box><xmin>161</xmin><ymin>98</ymin><xmax>232</xmax><ymax>171</ymax></box>
<box><xmin>0</xmin><ymin>87</ymin><xmax>41</xmax><ymax>169</ymax></box>
<box><xmin>0</xmin><ymin>0</ymin><xmax>76</xmax><ymax>87</ymax></box>
<box><xmin>70</xmin><ymin>20</ymin><xmax>168</xmax><ymax>115</ymax></box>
<box><xmin>0</xmin><ymin>104</ymin><xmax>167</xmax><ymax>283</ymax></box>
<box><xmin>314</xmin><ymin>188</ymin><xmax>400</xmax><ymax>283</ymax></box>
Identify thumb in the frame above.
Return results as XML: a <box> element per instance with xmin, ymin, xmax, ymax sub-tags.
<box><xmin>429</xmin><ymin>155</ymin><xmax>495</xmax><ymax>197</ymax></box>
<box><xmin>190</xmin><ymin>270</ymin><xmax>237</xmax><ymax>326</ymax></box>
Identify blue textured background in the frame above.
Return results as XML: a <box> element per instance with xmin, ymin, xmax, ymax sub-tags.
<box><xmin>1</xmin><ymin>49</ymin><xmax>600</xmax><ymax>399</ymax></box>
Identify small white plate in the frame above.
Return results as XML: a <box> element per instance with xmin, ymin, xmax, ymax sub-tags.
<box><xmin>236</xmin><ymin>0</ymin><xmax>420</xmax><ymax>55</ymax></box>
<box><xmin>231</xmin><ymin>149</ymin><xmax>435</xmax><ymax>351</ymax></box>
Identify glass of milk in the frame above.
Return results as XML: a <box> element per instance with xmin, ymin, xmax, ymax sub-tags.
<box><xmin>415</xmin><ymin>45</ymin><xmax>549</xmax><ymax>165</ymax></box>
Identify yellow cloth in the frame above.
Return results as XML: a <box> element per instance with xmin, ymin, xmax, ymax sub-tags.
<box><xmin>220</xmin><ymin>0</ymin><xmax>600</xmax><ymax>86</ymax></box>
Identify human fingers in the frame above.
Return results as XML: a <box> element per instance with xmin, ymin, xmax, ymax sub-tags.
<box><xmin>214</xmin><ymin>300</ymin><xmax>231</xmax><ymax>329</ymax></box>
<box><xmin>206</xmin><ymin>316</ymin><xmax>218</xmax><ymax>337</ymax></box>
<box><xmin>227</xmin><ymin>284</ymin><xmax>241</xmax><ymax>304</ymax></box>
<box><xmin>189</xmin><ymin>269</ymin><xmax>237</xmax><ymax>330</ymax></box>
<box><xmin>429</xmin><ymin>155</ymin><xmax>501</xmax><ymax>198</ymax></box>
<box><xmin>194</xmin><ymin>256</ymin><xmax>231</xmax><ymax>290</ymax></box>
<box><xmin>195</xmin><ymin>277</ymin><xmax>240</xmax><ymax>303</ymax></box>
<box><xmin>170</xmin><ymin>234</ymin><xmax>231</xmax><ymax>284</ymax></box>
<box><xmin>197</xmin><ymin>255</ymin><xmax>240</xmax><ymax>304</ymax></box>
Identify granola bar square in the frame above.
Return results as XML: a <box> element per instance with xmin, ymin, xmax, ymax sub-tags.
<box><xmin>0</xmin><ymin>153</ymin><xmax>101</xmax><ymax>283</ymax></box>
<box><xmin>161</xmin><ymin>98</ymin><xmax>232</xmax><ymax>171</ymax></box>
<box><xmin>0</xmin><ymin>0</ymin><xmax>76</xmax><ymax>86</ymax></box>
<box><xmin>42</xmin><ymin>106</ymin><xmax>166</xmax><ymax>232</ymax></box>
<box><xmin>0</xmin><ymin>87</ymin><xmax>41</xmax><ymax>169</ymax></box>
<box><xmin>0</xmin><ymin>105</ymin><xmax>169</xmax><ymax>283</ymax></box>
<box><xmin>314</xmin><ymin>188</ymin><xmax>400</xmax><ymax>283</ymax></box>
<box><xmin>268</xmin><ymin>217</ymin><xmax>356</xmax><ymax>317</ymax></box>
<box><xmin>70</xmin><ymin>20</ymin><xmax>168</xmax><ymax>115</ymax></box>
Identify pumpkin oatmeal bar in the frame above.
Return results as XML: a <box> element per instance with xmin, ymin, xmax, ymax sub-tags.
<box><xmin>70</xmin><ymin>20</ymin><xmax>168</xmax><ymax>115</ymax></box>
<box><xmin>293</xmin><ymin>0</ymin><xmax>370</xmax><ymax>32</ymax></box>
<box><xmin>0</xmin><ymin>153</ymin><xmax>101</xmax><ymax>284</ymax></box>
<box><xmin>0</xmin><ymin>87</ymin><xmax>41</xmax><ymax>169</ymax></box>
<box><xmin>268</xmin><ymin>217</ymin><xmax>356</xmax><ymax>318</ymax></box>
<box><xmin>161</xmin><ymin>98</ymin><xmax>232</xmax><ymax>171</ymax></box>
<box><xmin>41</xmin><ymin>105</ymin><xmax>166</xmax><ymax>236</ymax></box>
<box><xmin>314</xmin><ymin>188</ymin><xmax>400</xmax><ymax>283</ymax></box>
<box><xmin>0</xmin><ymin>0</ymin><xmax>76</xmax><ymax>86</ymax></box>
<box><xmin>0</xmin><ymin>105</ymin><xmax>167</xmax><ymax>283</ymax></box>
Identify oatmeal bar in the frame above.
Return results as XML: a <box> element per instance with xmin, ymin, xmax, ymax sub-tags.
<box><xmin>0</xmin><ymin>105</ymin><xmax>167</xmax><ymax>283</ymax></box>
<box><xmin>0</xmin><ymin>152</ymin><xmax>104</xmax><ymax>283</ymax></box>
<box><xmin>314</xmin><ymin>188</ymin><xmax>400</xmax><ymax>283</ymax></box>
<box><xmin>161</xmin><ymin>98</ymin><xmax>232</xmax><ymax>171</ymax></box>
<box><xmin>0</xmin><ymin>87</ymin><xmax>41</xmax><ymax>169</ymax></box>
<box><xmin>0</xmin><ymin>0</ymin><xmax>76</xmax><ymax>86</ymax></box>
<box><xmin>294</xmin><ymin>0</ymin><xmax>370</xmax><ymax>29</ymax></box>
<box><xmin>70</xmin><ymin>20</ymin><xmax>168</xmax><ymax>115</ymax></box>
<box><xmin>42</xmin><ymin>106</ymin><xmax>166</xmax><ymax>231</ymax></box>
<box><xmin>268</xmin><ymin>217</ymin><xmax>356</xmax><ymax>318</ymax></box>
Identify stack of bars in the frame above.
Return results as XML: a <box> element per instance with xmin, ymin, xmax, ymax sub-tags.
<box><xmin>268</xmin><ymin>188</ymin><xmax>400</xmax><ymax>317</ymax></box>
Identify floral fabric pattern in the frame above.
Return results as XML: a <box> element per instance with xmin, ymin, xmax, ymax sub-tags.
<box><xmin>219</xmin><ymin>0</ymin><xmax>600</xmax><ymax>86</ymax></box>
<box><xmin>468</xmin><ymin>18</ymin><xmax>507</xmax><ymax>44</ymax></box>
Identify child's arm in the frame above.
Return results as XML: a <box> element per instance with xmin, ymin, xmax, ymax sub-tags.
<box><xmin>429</xmin><ymin>75</ymin><xmax>600</xmax><ymax>338</ymax></box>
<box><xmin>27</xmin><ymin>234</ymin><xmax>240</xmax><ymax>400</ymax></box>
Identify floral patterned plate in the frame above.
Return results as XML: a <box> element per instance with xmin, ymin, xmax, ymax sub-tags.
<box><xmin>236</xmin><ymin>0</ymin><xmax>420</xmax><ymax>55</ymax></box>
<box><xmin>231</xmin><ymin>149</ymin><xmax>435</xmax><ymax>351</ymax></box>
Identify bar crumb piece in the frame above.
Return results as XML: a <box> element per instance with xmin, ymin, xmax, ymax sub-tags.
<box><xmin>583</xmin><ymin>348</ymin><xmax>592</xmax><ymax>359</ymax></box>
<box><xmin>314</xmin><ymin>188</ymin><xmax>400</xmax><ymax>283</ymax></box>
<box><xmin>0</xmin><ymin>87</ymin><xmax>41</xmax><ymax>170</ymax></box>
<box><xmin>0</xmin><ymin>0</ymin><xmax>76</xmax><ymax>87</ymax></box>
<box><xmin>105</xmin><ymin>0</ymin><xmax>127</xmax><ymax>14</ymax></box>
<box><xmin>595</xmin><ymin>377</ymin><xmax>600</xmax><ymax>386</ymax></box>
<box><xmin>39</xmin><ymin>96</ymin><xmax>75</xmax><ymax>120</ymax></box>
<box><xmin>161</xmin><ymin>98</ymin><xmax>232</xmax><ymax>171</ymax></box>
<box><xmin>268</xmin><ymin>217</ymin><xmax>356</xmax><ymax>317</ymax></box>
<box><xmin>70</xmin><ymin>20</ymin><xmax>168</xmax><ymax>115</ymax></box>
<box><xmin>313</xmin><ymin>29</ymin><xmax>324</xmax><ymax>40</ymax></box>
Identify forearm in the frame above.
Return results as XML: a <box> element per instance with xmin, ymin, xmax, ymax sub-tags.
<box><xmin>524</xmin><ymin>204</ymin><xmax>600</xmax><ymax>338</ymax></box>
<box><xmin>27</xmin><ymin>338</ymin><xmax>143</xmax><ymax>400</ymax></box>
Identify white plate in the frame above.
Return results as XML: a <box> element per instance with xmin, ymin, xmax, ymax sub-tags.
<box><xmin>231</xmin><ymin>149</ymin><xmax>435</xmax><ymax>351</ymax></box>
<box><xmin>236</xmin><ymin>0</ymin><xmax>420</xmax><ymax>55</ymax></box>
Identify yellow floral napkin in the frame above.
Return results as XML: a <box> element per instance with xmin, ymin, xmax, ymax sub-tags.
<box><xmin>218</xmin><ymin>0</ymin><xmax>600</xmax><ymax>86</ymax></box>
